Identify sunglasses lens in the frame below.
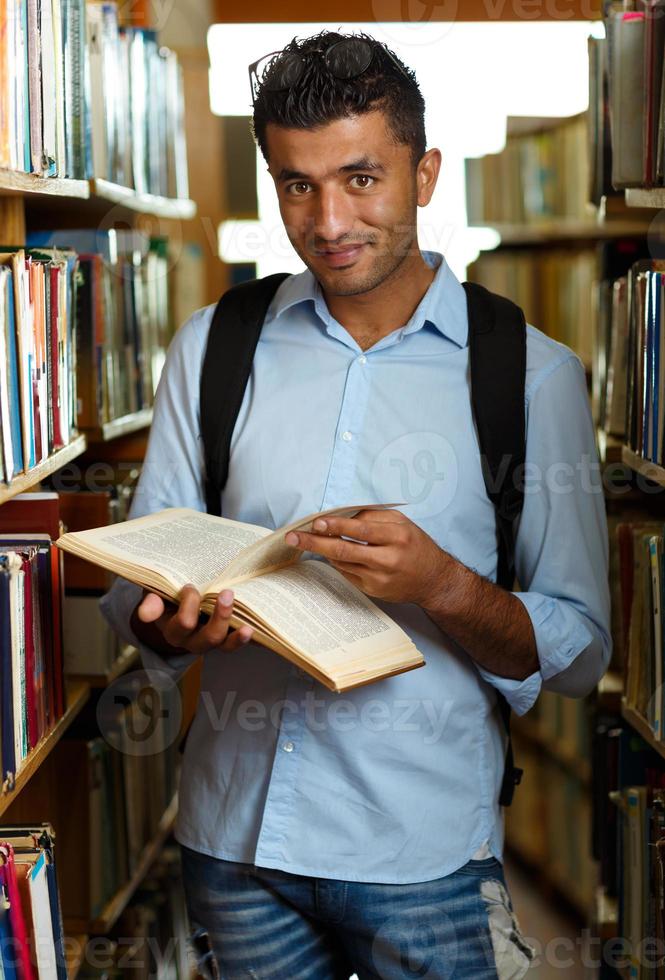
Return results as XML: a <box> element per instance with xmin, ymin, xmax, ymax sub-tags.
<box><xmin>325</xmin><ymin>39</ymin><xmax>373</xmax><ymax>79</ymax></box>
<box><xmin>259</xmin><ymin>52</ymin><xmax>304</xmax><ymax>91</ymax></box>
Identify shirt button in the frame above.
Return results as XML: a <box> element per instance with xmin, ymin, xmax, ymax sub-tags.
<box><xmin>282</xmin><ymin>741</ymin><xmax>294</xmax><ymax>753</ymax></box>
<box><xmin>358</xmin><ymin>354</ymin><xmax>367</xmax><ymax>364</ymax></box>
<box><xmin>341</xmin><ymin>431</ymin><xmax>353</xmax><ymax>442</ymax></box>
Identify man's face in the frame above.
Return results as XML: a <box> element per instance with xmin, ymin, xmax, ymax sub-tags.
<box><xmin>266</xmin><ymin>111</ymin><xmax>424</xmax><ymax>297</ymax></box>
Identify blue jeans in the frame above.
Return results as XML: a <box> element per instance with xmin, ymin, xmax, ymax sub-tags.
<box><xmin>179</xmin><ymin>844</ymin><xmax>535</xmax><ymax>980</ymax></box>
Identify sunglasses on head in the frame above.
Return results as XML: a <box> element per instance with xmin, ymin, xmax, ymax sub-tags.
<box><xmin>248</xmin><ymin>38</ymin><xmax>411</xmax><ymax>105</ymax></box>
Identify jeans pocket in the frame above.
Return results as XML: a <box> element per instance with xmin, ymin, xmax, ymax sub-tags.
<box><xmin>456</xmin><ymin>856</ymin><xmax>503</xmax><ymax>876</ymax></box>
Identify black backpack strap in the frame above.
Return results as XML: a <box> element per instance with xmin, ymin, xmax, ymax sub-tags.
<box><xmin>463</xmin><ymin>280</ymin><xmax>527</xmax><ymax>807</ymax></box>
<box><xmin>199</xmin><ymin>273</ymin><xmax>290</xmax><ymax>516</ymax></box>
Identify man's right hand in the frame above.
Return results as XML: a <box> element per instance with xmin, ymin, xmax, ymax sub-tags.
<box><xmin>130</xmin><ymin>585</ymin><xmax>254</xmax><ymax>659</ymax></box>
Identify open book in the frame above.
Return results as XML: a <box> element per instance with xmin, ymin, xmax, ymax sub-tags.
<box><xmin>56</xmin><ymin>505</ymin><xmax>425</xmax><ymax>691</ymax></box>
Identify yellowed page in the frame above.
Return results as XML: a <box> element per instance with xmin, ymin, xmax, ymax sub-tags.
<box><xmin>56</xmin><ymin>507</ymin><xmax>271</xmax><ymax>593</ymax></box>
<box><xmin>231</xmin><ymin>559</ymin><xmax>423</xmax><ymax>676</ymax></box>
<box><xmin>210</xmin><ymin>502</ymin><xmax>401</xmax><ymax>590</ymax></box>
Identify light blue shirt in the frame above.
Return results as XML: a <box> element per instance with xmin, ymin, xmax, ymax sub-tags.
<box><xmin>100</xmin><ymin>251</ymin><xmax>611</xmax><ymax>883</ymax></box>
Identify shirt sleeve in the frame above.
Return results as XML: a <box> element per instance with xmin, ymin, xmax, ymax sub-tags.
<box><xmin>98</xmin><ymin>304</ymin><xmax>215</xmax><ymax>678</ymax></box>
<box><xmin>475</xmin><ymin>352</ymin><xmax>612</xmax><ymax>716</ymax></box>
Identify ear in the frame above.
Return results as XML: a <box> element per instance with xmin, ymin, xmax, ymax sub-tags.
<box><xmin>416</xmin><ymin>148</ymin><xmax>441</xmax><ymax>208</ymax></box>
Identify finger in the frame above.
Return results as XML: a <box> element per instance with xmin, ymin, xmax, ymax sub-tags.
<box><xmin>165</xmin><ymin>584</ymin><xmax>203</xmax><ymax>646</ymax></box>
<box><xmin>188</xmin><ymin>589</ymin><xmax>235</xmax><ymax>655</ymax></box>
<box><xmin>137</xmin><ymin>591</ymin><xmax>165</xmax><ymax>623</ymax></box>
<box><xmin>285</xmin><ymin>530</ymin><xmax>376</xmax><ymax>565</ymax></box>
<box><xmin>307</xmin><ymin>515</ymin><xmax>405</xmax><ymax>545</ymax></box>
<box><xmin>219</xmin><ymin>625</ymin><xmax>254</xmax><ymax>653</ymax></box>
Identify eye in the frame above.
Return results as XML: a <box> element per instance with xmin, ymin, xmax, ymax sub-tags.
<box><xmin>287</xmin><ymin>181</ymin><xmax>311</xmax><ymax>195</ymax></box>
<box><xmin>349</xmin><ymin>174</ymin><xmax>375</xmax><ymax>189</ymax></box>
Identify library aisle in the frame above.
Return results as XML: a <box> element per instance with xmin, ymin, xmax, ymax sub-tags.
<box><xmin>2</xmin><ymin>0</ymin><xmax>665</xmax><ymax>977</ymax></box>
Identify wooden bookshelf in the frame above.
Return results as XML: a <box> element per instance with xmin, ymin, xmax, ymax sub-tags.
<box><xmin>0</xmin><ymin>169</ymin><xmax>90</xmax><ymax>200</ymax></box>
<box><xmin>513</xmin><ymin>716</ymin><xmax>591</xmax><ymax>787</ymax></box>
<box><xmin>0</xmin><ymin>435</ymin><xmax>88</xmax><ymax>505</ymax></box>
<box><xmin>83</xmin><ymin>409</ymin><xmax>154</xmax><ymax>443</ymax></box>
<box><xmin>89</xmin><ymin>178</ymin><xmax>196</xmax><ymax>220</ymax></box>
<box><xmin>469</xmin><ymin>217</ymin><xmax>652</xmax><ymax>246</ymax></box>
<box><xmin>505</xmin><ymin>837</ymin><xmax>588</xmax><ymax>920</ymax></box>
<box><xmin>625</xmin><ymin>188</ymin><xmax>665</xmax><ymax>210</ymax></box>
<box><xmin>0</xmin><ymin>680</ymin><xmax>90</xmax><ymax>817</ymax></box>
<box><xmin>78</xmin><ymin>793</ymin><xmax>179</xmax><ymax>935</ymax></box>
<box><xmin>621</xmin><ymin>700</ymin><xmax>665</xmax><ymax>762</ymax></box>
<box><xmin>620</xmin><ymin>445</ymin><xmax>665</xmax><ymax>488</ymax></box>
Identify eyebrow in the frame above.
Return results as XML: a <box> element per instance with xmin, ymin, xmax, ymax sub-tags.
<box><xmin>276</xmin><ymin>157</ymin><xmax>386</xmax><ymax>182</ymax></box>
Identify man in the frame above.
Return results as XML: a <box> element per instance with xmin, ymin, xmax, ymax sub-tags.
<box><xmin>101</xmin><ymin>31</ymin><xmax>611</xmax><ymax>979</ymax></box>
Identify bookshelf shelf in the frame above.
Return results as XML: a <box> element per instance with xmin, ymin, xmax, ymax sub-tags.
<box><xmin>71</xmin><ymin>644</ymin><xmax>140</xmax><ymax>688</ymax></box>
<box><xmin>0</xmin><ymin>680</ymin><xmax>90</xmax><ymax>818</ymax></box>
<box><xmin>83</xmin><ymin>409</ymin><xmax>154</xmax><ymax>443</ymax></box>
<box><xmin>620</xmin><ymin>445</ymin><xmax>665</xmax><ymax>488</ymax></box>
<box><xmin>625</xmin><ymin>188</ymin><xmax>665</xmax><ymax>210</ymax></box>
<box><xmin>621</xmin><ymin>700</ymin><xmax>665</xmax><ymax>762</ymax></box>
<box><xmin>80</xmin><ymin>793</ymin><xmax>179</xmax><ymax>935</ymax></box>
<box><xmin>89</xmin><ymin>179</ymin><xmax>196</xmax><ymax>219</ymax></box>
<box><xmin>0</xmin><ymin>435</ymin><xmax>88</xmax><ymax>505</ymax></box>
<box><xmin>512</xmin><ymin>716</ymin><xmax>591</xmax><ymax>786</ymax></box>
<box><xmin>469</xmin><ymin>218</ymin><xmax>652</xmax><ymax>246</ymax></box>
<box><xmin>0</xmin><ymin>169</ymin><xmax>90</xmax><ymax>200</ymax></box>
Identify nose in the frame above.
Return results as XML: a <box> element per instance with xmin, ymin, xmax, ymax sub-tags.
<box><xmin>311</xmin><ymin>185</ymin><xmax>354</xmax><ymax>245</ymax></box>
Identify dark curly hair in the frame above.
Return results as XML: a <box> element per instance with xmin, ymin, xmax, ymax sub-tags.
<box><xmin>251</xmin><ymin>31</ymin><xmax>426</xmax><ymax>166</ymax></box>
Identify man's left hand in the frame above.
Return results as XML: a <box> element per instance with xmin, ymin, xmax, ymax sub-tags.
<box><xmin>284</xmin><ymin>509</ymin><xmax>451</xmax><ymax>606</ymax></box>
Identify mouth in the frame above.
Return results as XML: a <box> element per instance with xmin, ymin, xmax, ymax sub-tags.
<box><xmin>315</xmin><ymin>243</ymin><xmax>367</xmax><ymax>268</ymax></box>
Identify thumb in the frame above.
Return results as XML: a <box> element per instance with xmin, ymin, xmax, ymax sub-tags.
<box><xmin>137</xmin><ymin>591</ymin><xmax>165</xmax><ymax>623</ymax></box>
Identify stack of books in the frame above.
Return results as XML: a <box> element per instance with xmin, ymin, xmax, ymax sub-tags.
<box><xmin>0</xmin><ymin>493</ymin><xmax>66</xmax><ymax>788</ymax></box>
<box><xmin>0</xmin><ymin>823</ymin><xmax>68</xmax><ymax>978</ymax></box>
<box><xmin>465</xmin><ymin>114</ymin><xmax>590</xmax><ymax>225</ymax></box>
<box><xmin>467</xmin><ymin>247</ymin><xmax>596</xmax><ymax>369</ymax></box>
<box><xmin>29</xmin><ymin>230</ymin><xmax>172</xmax><ymax>430</ymax></box>
<box><xmin>0</xmin><ymin>0</ymin><xmax>189</xmax><ymax>196</ymax></box>
<box><xmin>0</xmin><ymin>246</ymin><xmax>79</xmax><ymax>485</ymax></box>
<box><xmin>593</xmin><ymin>1</ymin><xmax>665</xmax><ymax>189</ymax></box>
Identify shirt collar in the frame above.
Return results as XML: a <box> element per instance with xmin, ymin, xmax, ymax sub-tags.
<box><xmin>270</xmin><ymin>249</ymin><xmax>468</xmax><ymax>349</ymax></box>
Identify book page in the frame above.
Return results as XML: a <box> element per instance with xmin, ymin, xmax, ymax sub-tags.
<box><xmin>232</xmin><ymin>559</ymin><xmax>409</xmax><ymax>671</ymax></box>
<box><xmin>212</xmin><ymin>502</ymin><xmax>402</xmax><ymax>589</ymax></box>
<box><xmin>57</xmin><ymin>508</ymin><xmax>271</xmax><ymax>593</ymax></box>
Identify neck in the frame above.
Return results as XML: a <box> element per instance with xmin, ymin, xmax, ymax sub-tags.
<box><xmin>321</xmin><ymin>250</ymin><xmax>438</xmax><ymax>351</ymax></box>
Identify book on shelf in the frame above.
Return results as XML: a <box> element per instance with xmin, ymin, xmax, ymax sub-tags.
<box><xmin>598</xmin><ymin>1</ymin><xmax>665</xmax><ymax>189</ymax></box>
<box><xmin>467</xmin><ymin>247</ymin><xmax>596</xmax><ymax>369</ymax></box>
<box><xmin>0</xmin><ymin>493</ymin><xmax>66</xmax><ymax>787</ymax></box>
<box><xmin>27</xmin><ymin>230</ymin><xmax>171</xmax><ymax>430</ymax></box>
<box><xmin>465</xmin><ymin>113</ymin><xmax>590</xmax><ymax>226</ymax></box>
<box><xmin>60</xmin><ymin>484</ymin><xmax>140</xmax><ymax>676</ymax></box>
<box><xmin>45</xmin><ymin>676</ymin><xmax>180</xmax><ymax>925</ymax></box>
<box><xmin>615</xmin><ymin>521</ymin><xmax>665</xmax><ymax>735</ymax></box>
<box><xmin>625</xmin><ymin>260</ymin><xmax>665</xmax><ymax>463</ymax></box>
<box><xmin>0</xmin><ymin>246</ymin><xmax>79</xmax><ymax>485</ymax></box>
<box><xmin>0</xmin><ymin>823</ymin><xmax>68</xmax><ymax>979</ymax></box>
<box><xmin>0</xmin><ymin>0</ymin><xmax>189</xmax><ymax>196</ymax></box>
<box><xmin>56</xmin><ymin>504</ymin><xmax>425</xmax><ymax>692</ymax></box>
